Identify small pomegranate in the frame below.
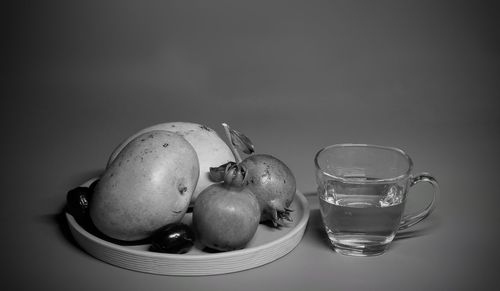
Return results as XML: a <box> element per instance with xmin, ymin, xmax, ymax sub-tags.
<box><xmin>192</xmin><ymin>183</ymin><xmax>260</xmax><ymax>251</ymax></box>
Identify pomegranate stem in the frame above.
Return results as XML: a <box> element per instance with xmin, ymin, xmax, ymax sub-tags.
<box><xmin>222</xmin><ymin>123</ymin><xmax>242</xmax><ymax>163</ymax></box>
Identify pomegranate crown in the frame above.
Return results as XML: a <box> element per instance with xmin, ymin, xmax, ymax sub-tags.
<box><xmin>209</xmin><ymin>123</ymin><xmax>255</xmax><ymax>188</ymax></box>
<box><xmin>209</xmin><ymin>162</ymin><xmax>247</xmax><ymax>187</ymax></box>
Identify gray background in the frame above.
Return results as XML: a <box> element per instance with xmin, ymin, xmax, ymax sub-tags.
<box><xmin>4</xmin><ymin>0</ymin><xmax>500</xmax><ymax>290</ymax></box>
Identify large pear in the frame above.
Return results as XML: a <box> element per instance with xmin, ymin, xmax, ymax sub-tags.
<box><xmin>107</xmin><ymin>122</ymin><xmax>235</xmax><ymax>202</ymax></box>
<box><xmin>90</xmin><ymin>130</ymin><xmax>199</xmax><ymax>241</ymax></box>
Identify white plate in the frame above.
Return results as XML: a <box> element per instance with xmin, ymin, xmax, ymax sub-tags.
<box><xmin>66</xmin><ymin>178</ymin><xmax>310</xmax><ymax>276</ymax></box>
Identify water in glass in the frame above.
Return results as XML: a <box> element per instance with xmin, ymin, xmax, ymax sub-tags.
<box><xmin>318</xmin><ymin>178</ymin><xmax>406</xmax><ymax>256</ymax></box>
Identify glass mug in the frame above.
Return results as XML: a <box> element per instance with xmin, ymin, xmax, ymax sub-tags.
<box><xmin>314</xmin><ymin>144</ymin><xmax>439</xmax><ymax>256</ymax></box>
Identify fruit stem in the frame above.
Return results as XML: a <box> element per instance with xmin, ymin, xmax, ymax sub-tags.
<box><xmin>222</xmin><ymin>123</ymin><xmax>242</xmax><ymax>163</ymax></box>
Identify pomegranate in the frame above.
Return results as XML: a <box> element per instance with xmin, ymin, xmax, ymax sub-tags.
<box><xmin>210</xmin><ymin>123</ymin><xmax>297</xmax><ymax>227</ymax></box>
<box><xmin>240</xmin><ymin>154</ymin><xmax>296</xmax><ymax>226</ymax></box>
<box><xmin>192</xmin><ymin>183</ymin><xmax>260</xmax><ymax>251</ymax></box>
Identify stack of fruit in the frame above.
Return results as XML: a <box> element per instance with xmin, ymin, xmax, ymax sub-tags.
<box><xmin>66</xmin><ymin>122</ymin><xmax>296</xmax><ymax>253</ymax></box>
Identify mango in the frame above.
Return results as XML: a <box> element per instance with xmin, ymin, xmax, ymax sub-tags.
<box><xmin>107</xmin><ymin>122</ymin><xmax>234</xmax><ymax>202</ymax></box>
<box><xmin>90</xmin><ymin>130</ymin><xmax>199</xmax><ymax>241</ymax></box>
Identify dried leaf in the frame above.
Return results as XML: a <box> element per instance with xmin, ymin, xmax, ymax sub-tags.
<box><xmin>229</xmin><ymin>126</ymin><xmax>255</xmax><ymax>154</ymax></box>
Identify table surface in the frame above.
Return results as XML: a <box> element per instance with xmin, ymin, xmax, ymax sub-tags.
<box><xmin>4</xmin><ymin>1</ymin><xmax>500</xmax><ymax>290</ymax></box>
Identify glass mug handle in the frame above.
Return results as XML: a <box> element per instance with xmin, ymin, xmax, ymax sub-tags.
<box><xmin>399</xmin><ymin>172</ymin><xmax>439</xmax><ymax>230</ymax></box>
